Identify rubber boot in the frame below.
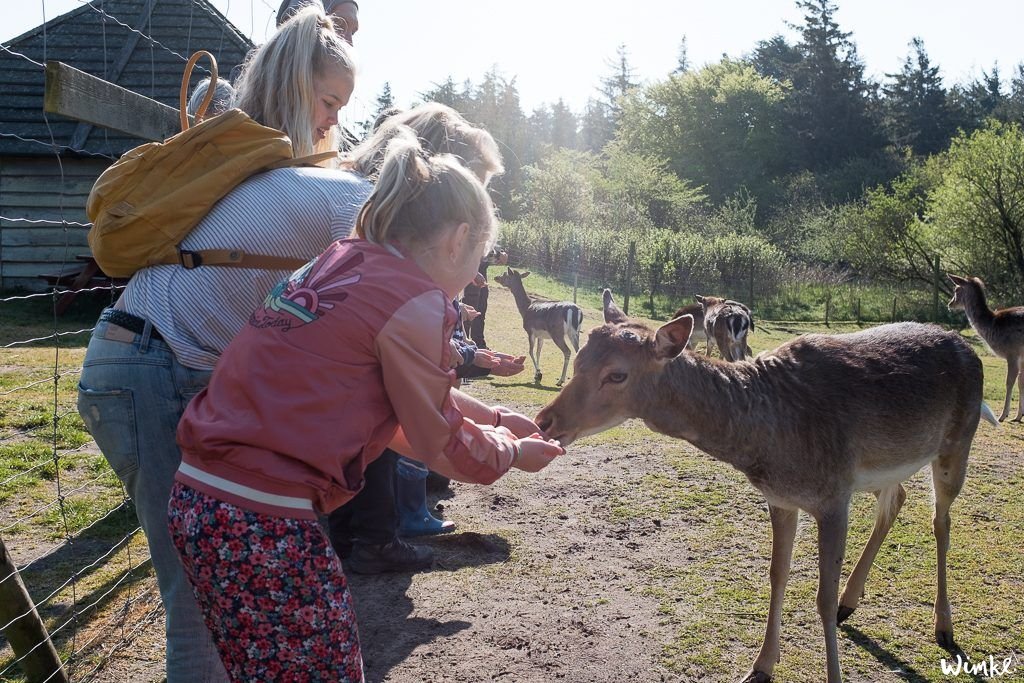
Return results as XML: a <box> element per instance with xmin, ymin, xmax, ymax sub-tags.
<box><xmin>396</xmin><ymin>457</ymin><xmax>455</xmax><ymax>537</ymax></box>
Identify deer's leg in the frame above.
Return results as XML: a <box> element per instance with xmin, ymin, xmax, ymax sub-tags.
<box><xmin>838</xmin><ymin>484</ymin><xmax>906</xmax><ymax>623</ymax></box>
<box><xmin>999</xmin><ymin>357</ymin><xmax>1019</xmax><ymax>421</ymax></box>
<box><xmin>931</xmin><ymin>445</ymin><xmax>969</xmax><ymax>649</ymax></box>
<box><xmin>551</xmin><ymin>336</ymin><xmax>572</xmax><ymax>386</ymax></box>
<box><xmin>746</xmin><ymin>504</ymin><xmax>798</xmax><ymax>683</ymax></box>
<box><xmin>531</xmin><ymin>336</ymin><xmax>544</xmax><ymax>383</ymax></box>
<box><xmin>532</xmin><ymin>337</ymin><xmax>548</xmax><ymax>385</ymax></box>
<box><xmin>815</xmin><ymin>505</ymin><xmax>850</xmax><ymax>683</ymax></box>
<box><xmin>1012</xmin><ymin>355</ymin><xmax>1024</xmax><ymax>422</ymax></box>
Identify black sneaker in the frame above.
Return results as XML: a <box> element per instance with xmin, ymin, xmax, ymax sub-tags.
<box><xmin>345</xmin><ymin>538</ymin><xmax>434</xmax><ymax>575</ymax></box>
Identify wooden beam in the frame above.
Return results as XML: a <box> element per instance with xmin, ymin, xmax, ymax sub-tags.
<box><xmin>44</xmin><ymin>61</ymin><xmax>179</xmax><ymax>143</ymax></box>
<box><xmin>70</xmin><ymin>0</ymin><xmax>158</xmax><ymax>149</ymax></box>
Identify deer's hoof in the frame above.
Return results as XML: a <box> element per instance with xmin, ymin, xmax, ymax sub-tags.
<box><xmin>837</xmin><ymin>604</ymin><xmax>855</xmax><ymax>624</ymax></box>
<box><xmin>740</xmin><ymin>670</ymin><xmax>772</xmax><ymax>683</ymax></box>
<box><xmin>935</xmin><ymin>628</ymin><xmax>956</xmax><ymax>650</ymax></box>
<box><xmin>556</xmin><ymin>379</ymin><xmax>564</xmax><ymax>387</ymax></box>
<box><xmin>534</xmin><ymin>372</ymin><xmax>543</xmax><ymax>383</ymax></box>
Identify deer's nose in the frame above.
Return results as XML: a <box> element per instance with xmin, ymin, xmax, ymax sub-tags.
<box><xmin>535</xmin><ymin>410</ymin><xmax>553</xmax><ymax>434</ymax></box>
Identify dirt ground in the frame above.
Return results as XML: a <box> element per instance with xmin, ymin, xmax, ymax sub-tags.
<box><xmin>92</xmin><ymin>437</ymin><xmax>684</xmax><ymax>683</ymax></box>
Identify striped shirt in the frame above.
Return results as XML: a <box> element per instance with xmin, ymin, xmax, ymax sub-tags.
<box><xmin>118</xmin><ymin>166</ymin><xmax>373</xmax><ymax>370</ymax></box>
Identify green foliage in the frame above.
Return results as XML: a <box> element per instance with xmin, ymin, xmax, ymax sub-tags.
<box><xmin>927</xmin><ymin>119</ymin><xmax>1024</xmax><ymax>297</ymax></box>
<box><xmin>617</xmin><ymin>59</ymin><xmax>790</xmax><ymax>204</ymax></box>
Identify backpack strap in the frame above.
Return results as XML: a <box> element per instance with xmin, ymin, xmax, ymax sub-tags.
<box><xmin>159</xmin><ymin>249</ymin><xmax>308</xmax><ymax>271</ymax></box>
<box><xmin>180</xmin><ymin>51</ymin><xmax>218</xmax><ymax>131</ymax></box>
<box><xmin>265</xmin><ymin>151</ymin><xmax>340</xmax><ymax>170</ymax></box>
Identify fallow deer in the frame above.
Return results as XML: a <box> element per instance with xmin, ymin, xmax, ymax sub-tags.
<box><xmin>671</xmin><ymin>301</ymin><xmax>707</xmax><ymax>351</ymax></box>
<box><xmin>948</xmin><ymin>274</ymin><xmax>1024</xmax><ymax>422</ymax></box>
<box><xmin>696</xmin><ymin>294</ymin><xmax>753</xmax><ymax>361</ymax></box>
<box><xmin>536</xmin><ymin>291</ymin><xmax>997</xmax><ymax>683</ymax></box>
<box><xmin>493</xmin><ymin>268</ymin><xmax>583</xmax><ymax>386</ymax></box>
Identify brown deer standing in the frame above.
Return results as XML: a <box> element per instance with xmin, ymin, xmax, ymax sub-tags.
<box><xmin>493</xmin><ymin>268</ymin><xmax>582</xmax><ymax>386</ymax></box>
<box><xmin>947</xmin><ymin>274</ymin><xmax>1024</xmax><ymax>422</ymax></box>
<box><xmin>696</xmin><ymin>294</ymin><xmax>754</xmax><ymax>361</ymax></box>
<box><xmin>536</xmin><ymin>291</ymin><xmax>997</xmax><ymax>683</ymax></box>
<box><xmin>671</xmin><ymin>301</ymin><xmax>707</xmax><ymax>351</ymax></box>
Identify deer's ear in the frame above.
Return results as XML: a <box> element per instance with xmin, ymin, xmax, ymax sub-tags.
<box><xmin>603</xmin><ymin>289</ymin><xmax>628</xmax><ymax>324</ymax></box>
<box><xmin>947</xmin><ymin>273</ymin><xmax>966</xmax><ymax>286</ymax></box>
<box><xmin>654</xmin><ymin>315</ymin><xmax>694</xmax><ymax>359</ymax></box>
<box><xmin>694</xmin><ymin>294</ymin><xmax>704</xmax><ymax>303</ymax></box>
<box><xmin>521</xmin><ymin>271</ymin><xmax>531</xmax><ymax>278</ymax></box>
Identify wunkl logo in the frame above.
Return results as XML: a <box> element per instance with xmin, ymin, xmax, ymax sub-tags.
<box><xmin>939</xmin><ymin>652</ymin><xmax>1019</xmax><ymax>678</ymax></box>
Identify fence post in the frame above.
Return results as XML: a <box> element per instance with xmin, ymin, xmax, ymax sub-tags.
<box><xmin>0</xmin><ymin>534</ymin><xmax>69</xmax><ymax>683</ymax></box>
<box><xmin>891</xmin><ymin>296</ymin><xmax>898</xmax><ymax>323</ymax></box>
<box><xmin>623</xmin><ymin>240</ymin><xmax>636</xmax><ymax>315</ymax></box>
<box><xmin>932</xmin><ymin>254</ymin><xmax>941</xmax><ymax>322</ymax></box>
<box><xmin>856</xmin><ymin>298</ymin><xmax>861</xmax><ymax>324</ymax></box>
<box><xmin>748</xmin><ymin>252</ymin><xmax>755</xmax><ymax>311</ymax></box>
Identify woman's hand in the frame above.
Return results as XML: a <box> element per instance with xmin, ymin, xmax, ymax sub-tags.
<box><xmin>513</xmin><ymin>436</ymin><xmax>564</xmax><ymax>472</ymax></box>
<box><xmin>472</xmin><ymin>349</ymin><xmax>501</xmax><ymax>369</ymax></box>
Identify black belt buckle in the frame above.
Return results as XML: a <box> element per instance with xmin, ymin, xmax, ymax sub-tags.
<box><xmin>178</xmin><ymin>249</ymin><xmax>202</xmax><ymax>269</ymax></box>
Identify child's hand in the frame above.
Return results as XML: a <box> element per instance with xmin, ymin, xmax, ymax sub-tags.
<box><xmin>513</xmin><ymin>436</ymin><xmax>564</xmax><ymax>472</ymax></box>
<box><xmin>490</xmin><ymin>353</ymin><xmax>526</xmax><ymax>376</ymax></box>
<box><xmin>494</xmin><ymin>408</ymin><xmax>540</xmax><ymax>438</ymax></box>
<box><xmin>461</xmin><ymin>304</ymin><xmax>481</xmax><ymax>321</ymax></box>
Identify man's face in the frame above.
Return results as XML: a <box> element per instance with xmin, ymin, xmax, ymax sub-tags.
<box><xmin>325</xmin><ymin>1</ymin><xmax>359</xmax><ymax>44</ymax></box>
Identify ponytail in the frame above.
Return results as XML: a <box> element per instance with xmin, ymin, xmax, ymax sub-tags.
<box><xmin>357</xmin><ymin>128</ymin><xmax>497</xmax><ymax>252</ymax></box>
<box><xmin>234</xmin><ymin>6</ymin><xmax>355</xmax><ymax>157</ymax></box>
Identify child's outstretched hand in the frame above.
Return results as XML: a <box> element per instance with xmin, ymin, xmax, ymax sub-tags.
<box><xmin>513</xmin><ymin>436</ymin><xmax>564</xmax><ymax>472</ymax></box>
<box><xmin>494</xmin><ymin>408</ymin><xmax>540</xmax><ymax>438</ymax></box>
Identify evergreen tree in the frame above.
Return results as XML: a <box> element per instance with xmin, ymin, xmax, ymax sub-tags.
<box><xmin>599</xmin><ymin>44</ymin><xmax>639</xmax><ymax>125</ymax></box>
<box><xmin>550</xmin><ymin>98</ymin><xmax>578</xmax><ymax>149</ymax></box>
<box><xmin>787</xmin><ymin>0</ymin><xmax>882</xmax><ymax>169</ymax></box>
<box><xmin>749</xmin><ymin>34</ymin><xmax>803</xmax><ymax>84</ymax></box>
<box><xmin>672</xmin><ymin>37</ymin><xmax>690</xmax><ymax>75</ymax></box>
<box><xmin>362</xmin><ymin>82</ymin><xmax>396</xmax><ymax>133</ymax></box>
<box><xmin>579</xmin><ymin>98</ymin><xmax>613</xmax><ymax>152</ymax></box>
<box><xmin>882</xmin><ymin>38</ymin><xmax>953</xmax><ymax>155</ymax></box>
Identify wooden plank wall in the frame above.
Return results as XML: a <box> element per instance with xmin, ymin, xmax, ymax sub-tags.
<box><xmin>0</xmin><ymin>156</ymin><xmax>107</xmax><ymax>291</ymax></box>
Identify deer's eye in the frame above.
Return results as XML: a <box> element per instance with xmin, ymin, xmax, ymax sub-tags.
<box><xmin>604</xmin><ymin>371</ymin><xmax>627</xmax><ymax>385</ymax></box>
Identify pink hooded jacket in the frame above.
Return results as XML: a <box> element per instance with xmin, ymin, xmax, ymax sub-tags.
<box><xmin>175</xmin><ymin>238</ymin><xmax>518</xmax><ymax>520</ymax></box>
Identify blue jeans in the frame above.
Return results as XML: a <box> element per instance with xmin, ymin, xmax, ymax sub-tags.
<box><xmin>77</xmin><ymin>312</ymin><xmax>228</xmax><ymax>683</ymax></box>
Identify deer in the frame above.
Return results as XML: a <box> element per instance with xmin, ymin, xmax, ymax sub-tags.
<box><xmin>493</xmin><ymin>267</ymin><xmax>583</xmax><ymax>386</ymax></box>
<box><xmin>671</xmin><ymin>301</ymin><xmax>707</xmax><ymax>351</ymax></box>
<box><xmin>947</xmin><ymin>274</ymin><xmax>1024</xmax><ymax>422</ymax></box>
<box><xmin>696</xmin><ymin>294</ymin><xmax>754</xmax><ymax>361</ymax></box>
<box><xmin>536</xmin><ymin>291</ymin><xmax>998</xmax><ymax>683</ymax></box>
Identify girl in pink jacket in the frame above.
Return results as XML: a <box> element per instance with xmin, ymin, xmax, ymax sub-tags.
<box><xmin>168</xmin><ymin>130</ymin><xmax>563</xmax><ymax>682</ymax></box>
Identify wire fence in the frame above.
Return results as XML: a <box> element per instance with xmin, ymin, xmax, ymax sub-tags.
<box><xmin>0</xmin><ymin>2</ymin><xmax>963</xmax><ymax>681</ymax></box>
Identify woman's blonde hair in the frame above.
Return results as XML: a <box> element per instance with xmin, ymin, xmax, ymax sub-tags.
<box><xmin>344</xmin><ymin>103</ymin><xmax>504</xmax><ymax>183</ymax></box>
<box><xmin>234</xmin><ymin>6</ymin><xmax>355</xmax><ymax>156</ymax></box>
<box><xmin>357</xmin><ymin>128</ymin><xmax>497</xmax><ymax>254</ymax></box>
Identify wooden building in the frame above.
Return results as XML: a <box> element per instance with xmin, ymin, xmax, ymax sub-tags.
<box><xmin>0</xmin><ymin>0</ymin><xmax>253</xmax><ymax>291</ymax></box>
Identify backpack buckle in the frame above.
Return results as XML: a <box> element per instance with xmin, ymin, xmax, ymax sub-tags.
<box><xmin>178</xmin><ymin>250</ymin><xmax>202</xmax><ymax>269</ymax></box>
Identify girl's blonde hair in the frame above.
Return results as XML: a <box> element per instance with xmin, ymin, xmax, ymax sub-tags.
<box><xmin>345</xmin><ymin>103</ymin><xmax>504</xmax><ymax>183</ymax></box>
<box><xmin>357</xmin><ymin>128</ymin><xmax>497</xmax><ymax>253</ymax></box>
<box><xmin>234</xmin><ymin>6</ymin><xmax>355</xmax><ymax>156</ymax></box>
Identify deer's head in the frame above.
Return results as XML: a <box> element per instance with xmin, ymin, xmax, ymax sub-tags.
<box><xmin>947</xmin><ymin>273</ymin><xmax>985</xmax><ymax>311</ymax></box>
<box><xmin>493</xmin><ymin>267</ymin><xmax>528</xmax><ymax>291</ymax></box>
<box><xmin>536</xmin><ymin>290</ymin><xmax>694</xmax><ymax>446</ymax></box>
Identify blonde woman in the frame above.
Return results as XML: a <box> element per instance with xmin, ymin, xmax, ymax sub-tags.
<box><xmin>77</xmin><ymin>8</ymin><xmax>355</xmax><ymax>683</ymax></box>
<box><xmin>169</xmin><ymin>131</ymin><xmax>563</xmax><ymax>682</ymax></box>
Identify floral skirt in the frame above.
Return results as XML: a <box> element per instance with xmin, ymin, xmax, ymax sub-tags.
<box><xmin>168</xmin><ymin>481</ymin><xmax>363</xmax><ymax>682</ymax></box>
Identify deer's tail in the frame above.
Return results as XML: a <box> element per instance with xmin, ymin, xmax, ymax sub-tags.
<box><xmin>980</xmin><ymin>402</ymin><xmax>1000</xmax><ymax>427</ymax></box>
<box><xmin>567</xmin><ymin>306</ymin><xmax>583</xmax><ymax>351</ymax></box>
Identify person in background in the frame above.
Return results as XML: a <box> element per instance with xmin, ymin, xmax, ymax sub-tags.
<box><xmin>186</xmin><ymin>77</ymin><xmax>236</xmax><ymax>123</ymax></box>
<box><xmin>76</xmin><ymin>9</ymin><xmax>356</xmax><ymax>682</ymax></box>
<box><xmin>328</xmin><ymin>104</ymin><xmax>513</xmax><ymax>570</ymax></box>
<box><xmin>169</xmin><ymin>131</ymin><xmax>564</xmax><ymax>682</ymax></box>
<box><xmin>278</xmin><ymin>0</ymin><xmax>359</xmax><ymax>43</ymax></box>
<box><xmin>460</xmin><ymin>244</ymin><xmax>509</xmax><ymax>355</ymax></box>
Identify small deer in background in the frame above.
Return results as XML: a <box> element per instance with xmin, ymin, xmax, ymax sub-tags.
<box><xmin>696</xmin><ymin>294</ymin><xmax>753</xmax><ymax>361</ymax></box>
<box><xmin>948</xmin><ymin>274</ymin><xmax>1024</xmax><ymax>422</ymax></box>
<box><xmin>494</xmin><ymin>268</ymin><xmax>583</xmax><ymax>386</ymax></box>
<box><xmin>537</xmin><ymin>290</ymin><xmax>997</xmax><ymax>683</ymax></box>
<box><xmin>671</xmin><ymin>302</ymin><xmax>707</xmax><ymax>351</ymax></box>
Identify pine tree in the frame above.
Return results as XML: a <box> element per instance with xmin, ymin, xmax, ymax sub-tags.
<box><xmin>882</xmin><ymin>38</ymin><xmax>953</xmax><ymax>155</ymax></box>
<box><xmin>672</xmin><ymin>37</ymin><xmax>690</xmax><ymax>75</ymax></box>
<box><xmin>788</xmin><ymin>0</ymin><xmax>882</xmax><ymax>169</ymax></box>
<box><xmin>550</xmin><ymin>98</ymin><xmax>578</xmax><ymax>149</ymax></box>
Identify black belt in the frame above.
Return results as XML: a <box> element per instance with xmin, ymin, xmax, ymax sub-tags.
<box><xmin>99</xmin><ymin>309</ymin><xmax>165</xmax><ymax>342</ymax></box>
